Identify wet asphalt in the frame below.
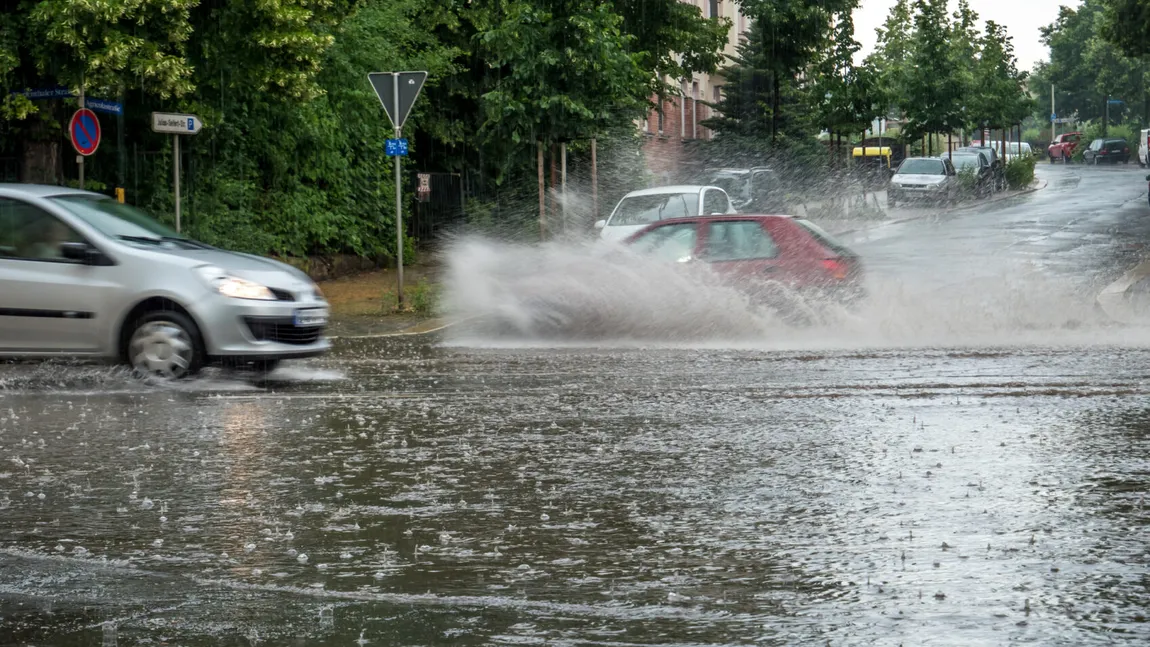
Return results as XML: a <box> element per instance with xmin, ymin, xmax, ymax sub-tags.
<box><xmin>1</xmin><ymin>163</ymin><xmax>1149</xmax><ymax>646</ymax></box>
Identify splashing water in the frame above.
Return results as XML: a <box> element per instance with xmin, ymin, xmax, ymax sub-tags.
<box><xmin>441</xmin><ymin>236</ymin><xmax>1150</xmax><ymax>350</ymax></box>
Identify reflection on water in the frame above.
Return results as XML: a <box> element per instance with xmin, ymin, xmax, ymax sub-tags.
<box><xmin>0</xmin><ymin>341</ymin><xmax>1148</xmax><ymax>644</ymax></box>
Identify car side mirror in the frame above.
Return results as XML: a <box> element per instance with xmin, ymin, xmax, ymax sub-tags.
<box><xmin>593</xmin><ymin>220</ymin><xmax>606</xmax><ymax>230</ymax></box>
<box><xmin>60</xmin><ymin>241</ymin><xmax>108</xmax><ymax>265</ymax></box>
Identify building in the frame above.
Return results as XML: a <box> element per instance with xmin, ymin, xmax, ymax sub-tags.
<box><xmin>641</xmin><ymin>0</ymin><xmax>748</xmax><ymax>182</ymax></box>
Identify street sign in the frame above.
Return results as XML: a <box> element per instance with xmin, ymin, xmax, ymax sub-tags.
<box><xmin>150</xmin><ymin>113</ymin><xmax>203</xmax><ymax>235</ymax></box>
<box><xmin>368</xmin><ymin>71</ymin><xmax>427</xmax><ymax>131</ymax></box>
<box><xmin>86</xmin><ymin>98</ymin><xmax>123</xmax><ymax>115</ymax></box>
<box><xmin>385</xmin><ymin>138</ymin><xmax>409</xmax><ymax>157</ymax></box>
<box><xmin>1054</xmin><ymin>117</ymin><xmax>1075</xmax><ymax>124</ymax></box>
<box><xmin>69</xmin><ymin>109</ymin><xmax>101</xmax><ymax>156</ymax></box>
<box><xmin>151</xmin><ymin>112</ymin><xmax>202</xmax><ymax>135</ymax></box>
<box><xmin>1051</xmin><ymin>113</ymin><xmax>1057</xmax><ymax>121</ymax></box>
<box><xmin>13</xmin><ymin>87</ymin><xmax>72</xmax><ymax>100</ymax></box>
<box><xmin>416</xmin><ymin>173</ymin><xmax>431</xmax><ymax>202</ymax></box>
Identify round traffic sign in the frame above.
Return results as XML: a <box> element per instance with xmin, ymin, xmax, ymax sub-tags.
<box><xmin>69</xmin><ymin>108</ymin><xmax>101</xmax><ymax>156</ymax></box>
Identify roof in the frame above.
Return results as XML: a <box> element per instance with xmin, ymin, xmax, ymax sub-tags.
<box><xmin>0</xmin><ymin>183</ymin><xmax>103</xmax><ymax>198</ymax></box>
<box><xmin>624</xmin><ymin>185</ymin><xmax>716</xmax><ymax>197</ymax></box>
<box><xmin>651</xmin><ymin>214</ymin><xmax>797</xmax><ymax>226</ymax></box>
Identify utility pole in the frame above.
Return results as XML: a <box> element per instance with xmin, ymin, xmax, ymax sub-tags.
<box><xmin>1051</xmin><ymin>84</ymin><xmax>1057</xmax><ymax>141</ymax></box>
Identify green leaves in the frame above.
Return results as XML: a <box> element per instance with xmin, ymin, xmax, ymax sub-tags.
<box><xmin>1100</xmin><ymin>0</ymin><xmax>1150</xmax><ymax>59</ymax></box>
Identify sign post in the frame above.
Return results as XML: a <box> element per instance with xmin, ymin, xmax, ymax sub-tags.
<box><xmin>369</xmin><ymin>71</ymin><xmax>427</xmax><ymax>308</ymax></box>
<box><xmin>151</xmin><ymin>112</ymin><xmax>203</xmax><ymax>233</ymax></box>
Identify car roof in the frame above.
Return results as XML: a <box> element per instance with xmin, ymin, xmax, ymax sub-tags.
<box><xmin>0</xmin><ymin>183</ymin><xmax>104</xmax><ymax>199</ymax></box>
<box><xmin>624</xmin><ymin>185</ymin><xmax>719</xmax><ymax>197</ymax></box>
<box><xmin>648</xmin><ymin>214</ymin><xmax>796</xmax><ymax>226</ymax></box>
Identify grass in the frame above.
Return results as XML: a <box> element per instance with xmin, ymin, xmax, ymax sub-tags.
<box><xmin>318</xmin><ymin>265</ymin><xmax>440</xmax><ymax>318</ymax></box>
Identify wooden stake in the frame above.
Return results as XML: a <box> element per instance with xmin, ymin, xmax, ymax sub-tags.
<box><xmin>537</xmin><ymin>140</ymin><xmax>544</xmax><ymax>240</ymax></box>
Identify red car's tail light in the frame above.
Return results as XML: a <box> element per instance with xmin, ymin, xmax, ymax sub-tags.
<box><xmin>822</xmin><ymin>259</ymin><xmax>849</xmax><ymax>280</ymax></box>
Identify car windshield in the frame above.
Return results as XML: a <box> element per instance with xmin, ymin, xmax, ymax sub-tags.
<box><xmin>48</xmin><ymin>196</ymin><xmax>209</xmax><ymax>249</ymax></box>
<box><xmin>897</xmin><ymin>159</ymin><xmax>945</xmax><ymax>175</ymax></box>
<box><xmin>706</xmin><ymin>175</ymin><xmax>749</xmax><ymax>201</ymax></box>
<box><xmin>952</xmin><ymin>155</ymin><xmax>982</xmax><ymax>170</ymax></box>
<box><xmin>609</xmin><ymin>192</ymin><xmax>698</xmax><ymax>226</ymax></box>
<box><xmin>1089</xmin><ymin>139</ymin><xmax>1104</xmax><ymax>150</ymax></box>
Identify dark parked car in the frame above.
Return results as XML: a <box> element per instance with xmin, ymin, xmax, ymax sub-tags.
<box><xmin>623</xmin><ymin>214</ymin><xmax>866</xmax><ymax>316</ymax></box>
<box><xmin>951</xmin><ymin>151</ymin><xmax>994</xmax><ymax>197</ymax></box>
<box><xmin>954</xmin><ymin>146</ymin><xmax>1005</xmax><ymax>191</ymax></box>
<box><xmin>1082</xmin><ymin>138</ymin><xmax>1130</xmax><ymax>164</ymax></box>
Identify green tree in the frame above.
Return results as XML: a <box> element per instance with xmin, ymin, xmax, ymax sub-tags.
<box><xmin>1100</xmin><ymin>0</ymin><xmax>1150</xmax><ymax>59</ymax></box>
<box><xmin>811</xmin><ymin>13</ymin><xmax>884</xmax><ymax>146</ymax></box>
<box><xmin>900</xmin><ymin>0</ymin><xmax>966</xmax><ymax>153</ymax></box>
<box><xmin>865</xmin><ymin>0</ymin><xmax>913</xmax><ymax>120</ymax></box>
<box><xmin>1040</xmin><ymin>0</ymin><xmax>1148</xmax><ymax>126</ymax></box>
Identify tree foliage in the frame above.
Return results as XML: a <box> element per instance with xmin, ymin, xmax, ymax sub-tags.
<box><xmin>1100</xmin><ymin>0</ymin><xmax>1150</xmax><ymax>59</ymax></box>
<box><xmin>1039</xmin><ymin>0</ymin><xmax>1147</xmax><ymax>126</ymax></box>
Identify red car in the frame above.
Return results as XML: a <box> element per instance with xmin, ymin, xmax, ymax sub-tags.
<box><xmin>622</xmin><ymin>214</ymin><xmax>866</xmax><ymax>317</ymax></box>
<box><xmin>1048</xmin><ymin>132</ymin><xmax>1082</xmax><ymax>163</ymax></box>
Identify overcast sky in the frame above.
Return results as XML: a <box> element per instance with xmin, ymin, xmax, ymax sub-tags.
<box><xmin>853</xmin><ymin>0</ymin><xmax>1084</xmax><ymax>72</ymax></box>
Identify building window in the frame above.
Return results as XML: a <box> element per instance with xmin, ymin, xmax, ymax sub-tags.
<box><xmin>643</xmin><ymin>116</ymin><xmax>649</xmax><ymax>133</ymax></box>
<box><xmin>713</xmin><ymin>86</ymin><xmax>721</xmax><ymax>103</ymax></box>
<box><xmin>657</xmin><ymin>106</ymin><xmax>664</xmax><ymax>134</ymax></box>
<box><xmin>710</xmin><ymin>0</ymin><xmax>719</xmax><ymax>19</ymax></box>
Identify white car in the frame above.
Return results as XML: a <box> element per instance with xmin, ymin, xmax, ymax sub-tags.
<box><xmin>594</xmin><ymin>185</ymin><xmax>736</xmax><ymax>243</ymax></box>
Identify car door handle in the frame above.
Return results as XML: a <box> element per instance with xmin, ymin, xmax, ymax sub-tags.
<box><xmin>761</xmin><ymin>266</ymin><xmax>778</xmax><ymax>273</ymax></box>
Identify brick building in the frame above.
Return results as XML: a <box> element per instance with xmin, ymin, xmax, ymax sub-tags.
<box><xmin>641</xmin><ymin>0</ymin><xmax>749</xmax><ymax>182</ymax></box>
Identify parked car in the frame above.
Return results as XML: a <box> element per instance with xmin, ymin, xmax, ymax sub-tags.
<box><xmin>1082</xmin><ymin>138</ymin><xmax>1131</xmax><ymax>164</ymax></box>
<box><xmin>595</xmin><ymin>185</ymin><xmax>736</xmax><ymax>243</ymax></box>
<box><xmin>951</xmin><ymin>151</ymin><xmax>994</xmax><ymax>197</ymax></box>
<box><xmin>1048</xmin><ymin>132</ymin><xmax>1082</xmax><ymax>162</ymax></box>
<box><xmin>1138</xmin><ymin>128</ymin><xmax>1150</xmax><ymax>167</ymax></box>
<box><xmin>887</xmin><ymin>157</ymin><xmax>959</xmax><ymax>207</ymax></box>
<box><xmin>0</xmin><ymin>184</ymin><xmax>330</xmax><ymax>378</ymax></box>
<box><xmin>955</xmin><ymin>145</ymin><xmax>1005</xmax><ymax>191</ymax></box>
<box><xmin>622</xmin><ymin>214</ymin><xmax>866</xmax><ymax>315</ymax></box>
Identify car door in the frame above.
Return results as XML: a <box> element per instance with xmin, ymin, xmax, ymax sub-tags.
<box><xmin>699</xmin><ymin>219</ymin><xmax>787</xmax><ymax>284</ymax></box>
<box><xmin>700</xmin><ymin>189</ymin><xmax>729</xmax><ymax>216</ymax></box>
<box><xmin>626</xmin><ymin>221</ymin><xmax>702</xmax><ymax>263</ymax></box>
<box><xmin>0</xmin><ymin>197</ymin><xmax>111</xmax><ymax>353</ymax></box>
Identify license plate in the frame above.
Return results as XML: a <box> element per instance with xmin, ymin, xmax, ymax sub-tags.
<box><xmin>294</xmin><ymin>309</ymin><xmax>328</xmax><ymax>327</ymax></box>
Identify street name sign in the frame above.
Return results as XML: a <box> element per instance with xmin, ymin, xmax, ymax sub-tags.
<box><xmin>151</xmin><ymin>112</ymin><xmax>203</xmax><ymax>135</ymax></box>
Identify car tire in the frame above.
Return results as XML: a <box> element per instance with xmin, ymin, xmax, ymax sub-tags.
<box><xmin>126</xmin><ymin>310</ymin><xmax>204</xmax><ymax>379</ymax></box>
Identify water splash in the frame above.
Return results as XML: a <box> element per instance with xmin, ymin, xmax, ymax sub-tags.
<box><xmin>440</xmin><ymin>236</ymin><xmax>1150</xmax><ymax>350</ymax></box>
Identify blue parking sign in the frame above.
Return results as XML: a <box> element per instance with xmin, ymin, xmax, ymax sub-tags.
<box><xmin>386</xmin><ymin>138</ymin><xmax>409</xmax><ymax>157</ymax></box>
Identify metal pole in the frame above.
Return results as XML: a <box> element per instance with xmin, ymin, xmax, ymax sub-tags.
<box><xmin>173</xmin><ymin>135</ymin><xmax>181</xmax><ymax>233</ymax></box>
<box><xmin>78</xmin><ymin>86</ymin><xmax>85</xmax><ymax>190</ymax></box>
<box><xmin>590</xmin><ymin>138</ymin><xmax>598</xmax><ymax>222</ymax></box>
<box><xmin>394</xmin><ymin>73</ymin><xmax>404</xmax><ymax>308</ymax></box>
<box><xmin>1051</xmin><ymin>84</ymin><xmax>1056</xmax><ymax>140</ymax></box>
<box><xmin>560</xmin><ymin>142</ymin><xmax>567</xmax><ymax>232</ymax></box>
<box><xmin>537</xmin><ymin>141</ymin><xmax>545</xmax><ymax>240</ymax></box>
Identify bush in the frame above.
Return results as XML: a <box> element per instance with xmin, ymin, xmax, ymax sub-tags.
<box><xmin>955</xmin><ymin>166</ymin><xmax>980</xmax><ymax>196</ymax></box>
<box><xmin>1005</xmin><ymin>155</ymin><xmax>1036</xmax><ymax>190</ymax></box>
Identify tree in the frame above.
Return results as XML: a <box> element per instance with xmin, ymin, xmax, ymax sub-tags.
<box><xmin>811</xmin><ymin>13</ymin><xmax>885</xmax><ymax>148</ymax></box>
<box><xmin>971</xmin><ymin>21</ymin><xmax>1033</xmax><ymax>136</ymax></box>
<box><xmin>734</xmin><ymin>0</ymin><xmax>860</xmax><ymax>142</ymax></box>
<box><xmin>1040</xmin><ymin>0</ymin><xmax>1147</xmax><ymax>126</ymax></box>
<box><xmin>865</xmin><ymin>0</ymin><xmax>913</xmax><ymax>120</ymax></box>
<box><xmin>1100</xmin><ymin>0</ymin><xmax>1150</xmax><ymax>59</ymax></box>
<box><xmin>900</xmin><ymin>0</ymin><xmax>966</xmax><ymax>153</ymax></box>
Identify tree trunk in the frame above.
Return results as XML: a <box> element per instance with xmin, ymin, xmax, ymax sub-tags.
<box><xmin>21</xmin><ymin>111</ymin><xmax>62</xmax><ymax>185</ymax></box>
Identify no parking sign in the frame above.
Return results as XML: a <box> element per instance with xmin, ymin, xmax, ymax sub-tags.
<box><xmin>69</xmin><ymin>108</ymin><xmax>101</xmax><ymax>156</ymax></box>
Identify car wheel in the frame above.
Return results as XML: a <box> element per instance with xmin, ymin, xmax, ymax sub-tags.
<box><xmin>126</xmin><ymin>311</ymin><xmax>204</xmax><ymax>379</ymax></box>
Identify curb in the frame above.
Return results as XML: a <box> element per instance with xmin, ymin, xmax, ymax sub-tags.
<box><xmin>328</xmin><ymin>316</ymin><xmax>475</xmax><ymax>340</ymax></box>
<box><xmin>829</xmin><ymin>179</ymin><xmax>1049</xmax><ymax>237</ymax></box>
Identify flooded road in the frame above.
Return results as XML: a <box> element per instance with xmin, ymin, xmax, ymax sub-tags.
<box><xmin>2</xmin><ymin>165</ymin><xmax>1149</xmax><ymax>645</ymax></box>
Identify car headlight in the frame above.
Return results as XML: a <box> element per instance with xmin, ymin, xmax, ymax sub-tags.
<box><xmin>195</xmin><ymin>265</ymin><xmax>277</xmax><ymax>301</ymax></box>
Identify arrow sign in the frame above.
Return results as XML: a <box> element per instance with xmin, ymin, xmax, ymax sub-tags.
<box><xmin>151</xmin><ymin>112</ymin><xmax>202</xmax><ymax>135</ymax></box>
<box><xmin>368</xmin><ymin>71</ymin><xmax>427</xmax><ymax>131</ymax></box>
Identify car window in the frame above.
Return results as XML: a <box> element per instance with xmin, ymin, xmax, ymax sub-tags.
<box><xmin>609</xmin><ymin>193</ymin><xmax>699</xmax><ymax>226</ymax></box>
<box><xmin>1089</xmin><ymin>140</ymin><xmax>1104</xmax><ymax>150</ymax></box>
<box><xmin>0</xmin><ymin>197</ymin><xmax>85</xmax><ymax>261</ymax></box>
<box><xmin>897</xmin><ymin>159</ymin><xmax>946</xmax><ymax>175</ymax></box>
<box><xmin>702</xmin><ymin>189</ymin><xmax>728</xmax><ymax>214</ymax></box>
<box><xmin>703</xmin><ymin>220</ymin><xmax>778</xmax><ymax>261</ymax></box>
<box><xmin>629</xmin><ymin>222</ymin><xmax>698</xmax><ymax>261</ymax></box>
<box><xmin>794</xmin><ymin>218</ymin><xmax>853</xmax><ymax>256</ymax></box>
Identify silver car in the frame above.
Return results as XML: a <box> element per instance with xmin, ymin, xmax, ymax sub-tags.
<box><xmin>0</xmin><ymin>184</ymin><xmax>330</xmax><ymax>377</ymax></box>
